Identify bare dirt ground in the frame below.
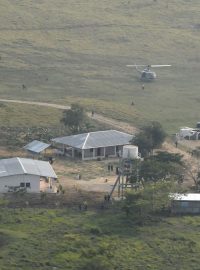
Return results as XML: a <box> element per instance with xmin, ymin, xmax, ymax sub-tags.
<box><xmin>51</xmin><ymin>157</ymin><xmax>118</xmax><ymax>194</ymax></box>
<box><xmin>162</xmin><ymin>141</ymin><xmax>199</xmax><ymax>188</ymax></box>
<box><xmin>0</xmin><ymin>147</ymin><xmax>26</xmax><ymax>158</ymax></box>
<box><xmin>0</xmin><ymin>99</ymin><xmax>70</xmax><ymax>110</ymax></box>
<box><xmin>0</xmin><ymin>98</ymin><xmax>198</xmax><ymax>190</ymax></box>
<box><xmin>178</xmin><ymin>140</ymin><xmax>200</xmax><ymax>151</ymax></box>
<box><xmin>59</xmin><ymin>175</ymin><xmax>117</xmax><ymax>193</ymax></box>
<box><xmin>91</xmin><ymin>113</ymin><xmax>138</xmax><ymax>134</ymax></box>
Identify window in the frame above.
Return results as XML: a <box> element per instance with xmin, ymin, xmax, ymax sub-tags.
<box><xmin>180</xmin><ymin>201</ymin><xmax>189</xmax><ymax>207</ymax></box>
<box><xmin>192</xmin><ymin>208</ymin><xmax>199</xmax><ymax>213</ymax></box>
<box><xmin>26</xmin><ymin>183</ymin><xmax>31</xmax><ymax>188</ymax></box>
<box><xmin>90</xmin><ymin>148</ymin><xmax>93</xmax><ymax>153</ymax></box>
<box><xmin>20</xmin><ymin>182</ymin><xmax>31</xmax><ymax>188</ymax></box>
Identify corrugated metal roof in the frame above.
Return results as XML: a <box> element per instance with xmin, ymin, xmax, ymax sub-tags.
<box><xmin>52</xmin><ymin>130</ymin><xmax>133</xmax><ymax>149</ymax></box>
<box><xmin>172</xmin><ymin>193</ymin><xmax>200</xmax><ymax>201</ymax></box>
<box><xmin>24</xmin><ymin>140</ymin><xmax>50</xmax><ymax>153</ymax></box>
<box><xmin>0</xmin><ymin>158</ymin><xmax>57</xmax><ymax>179</ymax></box>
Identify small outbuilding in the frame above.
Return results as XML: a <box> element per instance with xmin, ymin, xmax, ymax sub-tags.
<box><xmin>23</xmin><ymin>140</ymin><xmax>51</xmax><ymax>157</ymax></box>
<box><xmin>52</xmin><ymin>130</ymin><xmax>133</xmax><ymax>160</ymax></box>
<box><xmin>0</xmin><ymin>157</ymin><xmax>57</xmax><ymax>193</ymax></box>
<box><xmin>171</xmin><ymin>193</ymin><xmax>200</xmax><ymax>214</ymax></box>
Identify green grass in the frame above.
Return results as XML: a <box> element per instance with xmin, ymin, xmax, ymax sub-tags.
<box><xmin>1</xmin><ymin>207</ymin><xmax>200</xmax><ymax>269</ymax></box>
<box><xmin>0</xmin><ymin>102</ymin><xmax>62</xmax><ymax>127</ymax></box>
<box><xmin>0</xmin><ymin>102</ymin><xmax>110</xmax><ymax>147</ymax></box>
<box><xmin>0</xmin><ymin>0</ymin><xmax>200</xmax><ymax>133</ymax></box>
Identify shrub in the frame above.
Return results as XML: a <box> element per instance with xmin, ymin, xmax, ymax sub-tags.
<box><xmin>89</xmin><ymin>226</ymin><xmax>102</xmax><ymax>235</ymax></box>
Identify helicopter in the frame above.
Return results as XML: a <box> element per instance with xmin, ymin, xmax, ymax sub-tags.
<box><xmin>126</xmin><ymin>64</ymin><xmax>171</xmax><ymax>81</ymax></box>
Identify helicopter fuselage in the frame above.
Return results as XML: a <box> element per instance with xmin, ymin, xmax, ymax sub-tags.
<box><xmin>141</xmin><ymin>69</ymin><xmax>157</xmax><ymax>81</ymax></box>
<box><xmin>126</xmin><ymin>64</ymin><xmax>170</xmax><ymax>81</ymax></box>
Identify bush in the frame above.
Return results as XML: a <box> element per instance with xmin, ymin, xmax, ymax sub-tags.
<box><xmin>89</xmin><ymin>226</ymin><xmax>102</xmax><ymax>235</ymax></box>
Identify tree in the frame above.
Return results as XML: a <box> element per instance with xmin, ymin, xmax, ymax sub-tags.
<box><xmin>185</xmin><ymin>150</ymin><xmax>200</xmax><ymax>190</ymax></box>
<box><xmin>140</xmin><ymin>159</ymin><xmax>172</xmax><ymax>183</ymax></box>
<box><xmin>123</xmin><ymin>181</ymin><xmax>180</xmax><ymax>222</ymax></box>
<box><xmin>61</xmin><ymin>103</ymin><xmax>86</xmax><ymax>133</ymax></box>
<box><xmin>122</xmin><ymin>151</ymin><xmax>186</xmax><ymax>221</ymax></box>
<box><xmin>132</xmin><ymin>133</ymin><xmax>153</xmax><ymax>157</ymax></box>
<box><xmin>132</xmin><ymin>121</ymin><xmax>166</xmax><ymax>157</ymax></box>
<box><xmin>154</xmin><ymin>151</ymin><xmax>183</xmax><ymax>165</ymax></box>
<box><xmin>140</xmin><ymin>153</ymin><xmax>184</xmax><ymax>184</ymax></box>
<box><xmin>127</xmin><ymin>152</ymin><xmax>184</xmax><ymax>185</ymax></box>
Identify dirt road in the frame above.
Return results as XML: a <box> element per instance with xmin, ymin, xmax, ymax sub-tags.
<box><xmin>0</xmin><ymin>99</ymin><xmax>70</xmax><ymax>110</ymax></box>
<box><xmin>0</xmin><ymin>98</ymin><xmax>138</xmax><ymax>133</ymax></box>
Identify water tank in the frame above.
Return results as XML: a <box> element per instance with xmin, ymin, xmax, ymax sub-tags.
<box><xmin>122</xmin><ymin>145</ymin><xmax>138</xmax><ymax>159</ymax></box>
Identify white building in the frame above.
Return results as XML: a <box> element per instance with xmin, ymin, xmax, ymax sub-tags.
<box><xmin>171</xmin><ymin>193</ymin><xmax>200</xmax><ymax>214</ymax></box>
<box><xmin>0</xmin><ymin>157</ymin><xmax>57</xmax><ymax>193</ymax></box>
<box><xmin>52</xmin><ymin>130</ymin><xmax>133</xmax><ymax>161</ymax></box>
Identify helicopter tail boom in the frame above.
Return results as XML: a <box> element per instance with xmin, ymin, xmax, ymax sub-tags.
<box><xmin>126</xmin><ymin>64</ymin><xmax>142</xmax><ymax>73</ymax></box>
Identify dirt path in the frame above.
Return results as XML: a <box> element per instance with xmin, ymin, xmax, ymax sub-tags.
<box><xmin>91</xmin><ymin>113</ymin><xmax>138</xmax><ymax>134</ymax></box>
<box><xmin>163</xmin><ymin>141</ymin><xmax>195</xmax><ymax>165</ymax></box>
<box><xmin>0</xmin><ymin>99</ymin><xmax>193</xmax><ymax>149</ymax></box>
<box><xmin>0</xmin><ymin>99</ymin><xmax>193</xmax><ymax>153</ymax></box>
<box><xmin>0</xmin><ymin>98</ymin><xmax>138</xmax><ymax>134</ymax></box>
<box><xmin>0</xmin><ymin>99</ymin><xmax>70</xmax><ymax>110</ymax></box>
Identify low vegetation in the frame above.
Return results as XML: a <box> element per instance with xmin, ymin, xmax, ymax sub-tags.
<box><xmin>0</xmin><ymin>102</ymin><xmax>109</xmax><ymax>147</ymax></box>
<box><xmin>0</xmin><ymin>205</ymin><xmax>200</xmax><ymax>270</ymax></box>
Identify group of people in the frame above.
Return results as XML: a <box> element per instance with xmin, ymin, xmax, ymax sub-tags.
<box><xmin>78</xmin><ymin>194</ymin><xmax>112</xmax><ymax>211</ymax></box>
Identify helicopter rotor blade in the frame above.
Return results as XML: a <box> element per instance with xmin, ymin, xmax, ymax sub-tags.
<box><xmin>126</xmin><ymin>65</ymin><xmax>137</xmax><ymax>67</ymax></box>
<box><xmin>127</xmin><ymin>64</ymin><xmax>171</xmax><ymax>67</ymax></box>
<box><xmin>150</xmin><ymin>65</ymin><xmax>171</xmax><ymax>67</ymax></box>
<box><xmin>126</xmin><ymin>65</ymin><xmax>146</xmax><ymax>67</ymax></box>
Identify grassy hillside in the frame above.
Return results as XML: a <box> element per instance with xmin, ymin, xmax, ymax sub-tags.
<box><xmin>0</xmin><ymin>0</ymin><xmax>200</xmax><ymax>132</ymax></box>
<box><xmin>0</xmin><ymin>102</ymin><xmax>62</xmax><ymax>127</ymax></box>
<box><xmin>0</xmin><ymin>206</ymin><xmax>200</xmax><ymax>270</ymax></box>
<box><xmin>0</xmin><ymin>102</ymin><xmax>110</xmax><ymax>147</ymax></box>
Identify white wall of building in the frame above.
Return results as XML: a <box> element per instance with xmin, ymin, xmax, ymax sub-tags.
<box><xmin>0</xmin><ymin>174</ymin><xmax>40</xmax><ymax>193</ymax></box>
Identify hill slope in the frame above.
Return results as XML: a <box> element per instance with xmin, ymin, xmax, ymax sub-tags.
<box><xmin>0</xmin><ymin>0</ymin><xmax>200</xmax><ymax>132</ymax></box>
